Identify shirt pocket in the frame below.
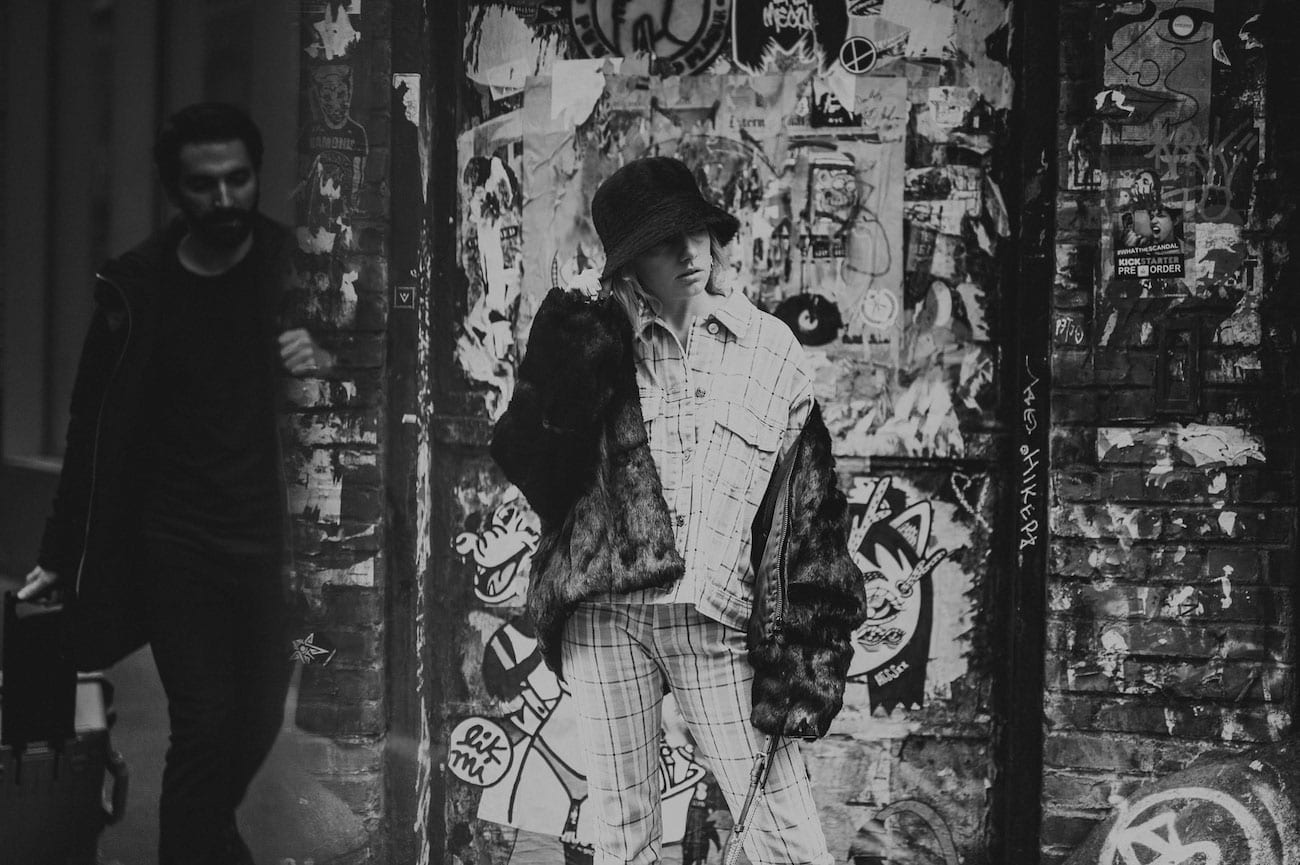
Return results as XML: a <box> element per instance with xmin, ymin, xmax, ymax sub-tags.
<box><xmin>707</xmin><ymin>398</ymin><xmax>784</xmax><ymax>578</ymax></box>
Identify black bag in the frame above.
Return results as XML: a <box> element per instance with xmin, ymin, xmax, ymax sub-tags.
<box><xmin>2</xmin><ymin>591</ymin><xmax>77</xmax><ymax>751</ymax></box>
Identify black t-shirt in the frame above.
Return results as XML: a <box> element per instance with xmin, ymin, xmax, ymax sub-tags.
<box><xmin>138</xmin><ymin>253</ymin><xmax>283</xmax><ymax>555</ymax></box>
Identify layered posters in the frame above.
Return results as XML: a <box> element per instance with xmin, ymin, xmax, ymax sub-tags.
<box><xmin>518</xmin><ymin>69</ymin><xmax>906</xmax><ymax>455</ymax></box>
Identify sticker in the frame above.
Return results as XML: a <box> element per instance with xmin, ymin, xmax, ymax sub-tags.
<box><xmin>394</xmin><ymin>285</ymin><xmax>415</xmax><ymax>309</ymax></box>
<box><xmin>731</xmin><ymin>0</ymin><xmax>848</xmax><ymax>74</ymax></box>
<box><xmin>860</xmin><ymin>285</ymin><xmax>899</xmax><ymax>329</ymax></box>
<box><xmin>447</xmin><ymin>717</ymin><xmax>514</xmax><ymax>787</ymax></box>
<box><xmin>569</xmin><ymin>0</ymin><xmax>730</xmax><ymax>76</ymax></box>
<box><xmin>839</xmin><ymin>36</ymin><xmax>879</xmax><ymax>73</ymax></box>
<box><xmin>290</xmin><ymin>632</ymin><xmax>337</xmax><ymax>666</ymax></box>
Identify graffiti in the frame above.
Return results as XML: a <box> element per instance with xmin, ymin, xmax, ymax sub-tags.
<box><xmin>466</xmin><ymin>619</ymin><xmax>709</xmax><ymax>850</ymax></box>
<box><xmin>1098</xmin><ymin>787</ymin><xmax>1275</xmax><ymax>865</ymax></box>
<box><xmin>1099</xmin><ymin>0</ymin><xmax>1215</xmax><ymax>145</ymax></box>
<box><xmin>289</xmin><ymin>632</ymin><xmax>337</xmax><ymax>666</ymax></box>
<box><xmin>453</xmin><ymin>496</ymin><xmax>539</xmax><ymax>604</ymax></box>
<box><xmin>731</xmin><ymin>0</ymin><xmax>848</xmax><ymax>73</ymax></box>
<box><xmin>569</xmin><ymin>0</ymin><xmax>731</xmax><ymax>76</ymax></box>
<box><xmin>449</xmin><ymin>717</ymin><xmax>514</xmax><ymax>786</ymax></box>
<box><xmin>845</xmin><ymin>477</ymin><xmax>951</xmax><ymax>710</ymax></box>
<box><xmin>1019</xmin><ymin>356</ymin><xmax>1042</xmax><ymax>553</ymax></box>
<box><xmin>1054</xmin><ymin>315</ymin><xmax>1087</xmax><ymax>346</ymax></box>
<box><xmin>300</xmin><ymin>64</ymin><xmax>369</xmax><ymax>250</ymax></box>
<box><xmin>1142</xmin><ymin>118</ymin><xmax>1259</xmax><ymax>224</ymax></box>
<box><xmin>848</xmin><ymin>800</ymin><xmax>960</xmax><ymax>865</ymax></box>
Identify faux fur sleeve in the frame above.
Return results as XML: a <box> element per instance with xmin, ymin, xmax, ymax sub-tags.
<box><xmin>749</xmin><ymin>404</ymin><xmax>866</xmax><ymax>739</ymax></box>
<box><xmin>489</xmin><ymin>289</ymin><xmax>630</xmax><ymax>523</ymax></box>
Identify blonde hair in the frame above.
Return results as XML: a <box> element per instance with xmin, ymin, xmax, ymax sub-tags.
<box><xmin>616</xmin><ymin>228</ymin><xmax>734</xmax><ymax>296</ymax></box>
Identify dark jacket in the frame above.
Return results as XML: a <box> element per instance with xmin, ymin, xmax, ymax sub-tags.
<box><xmin>491</xmin><ymin>288</ymin><xmax>864</xmax><ymax>739</ymax></box>
<box><xmin>37</xmin><ymin>214</ymin><xmax>293</xmax><ymax>670</ymax></box>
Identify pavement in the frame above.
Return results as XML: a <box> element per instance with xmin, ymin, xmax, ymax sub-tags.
<box><xmin>1</xmin><ymin>572</ymin><xmax>368</xmax><ymax>865</ymax></box>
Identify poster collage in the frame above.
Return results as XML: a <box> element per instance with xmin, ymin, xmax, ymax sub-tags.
<box><xmin>450</xmin><ymin>0</ymin><xmax>1010</xmax><ymax>861</ymax></box>
<box><xmin>1088</xmin><ymin>0</ymin><xmax>1263</xmax><ymax>334</ymax></box>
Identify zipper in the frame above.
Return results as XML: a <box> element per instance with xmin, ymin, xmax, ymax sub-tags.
<box><xmin>770</xmin><ymin>447</ymin><xmax>800</xmax><ymax>636</ymax></box>
<box><xmin>74</xmin><ymin>275</ymin><xmax>132</xmax><ymax>598</ymax></box>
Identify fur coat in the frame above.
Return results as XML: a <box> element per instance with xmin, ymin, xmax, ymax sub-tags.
<box><xmin>490</xmin><ymin>287</ymin><xmax>864</xmax><ymax>739</ymax></box>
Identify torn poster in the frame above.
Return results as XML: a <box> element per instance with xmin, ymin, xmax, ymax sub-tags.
<box><xmin>457</xmin><ymin>111</ymin><xmax>525</xmax><ymax>419</ymax></box>
<box><xmin>1097</xmin><ymin>0</ymin><xmax>1215</xmax><ymax>146</ymax></box>
<box><xmin>465</xmin><ymin>3</ymin><xmax>568</xmax><ymax>101</ymax></box>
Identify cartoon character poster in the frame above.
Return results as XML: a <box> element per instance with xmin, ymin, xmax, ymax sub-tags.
<box><xmin>450</xmin><ymin>617</ymin><xmax>714</xmax><ymax>858</ymax></box>
<box><xmin>844</xmin><ymin>472</ymin><xmax>982</xmax><ymax>713</ymax></box>
<box><xmin>453</xmin><ymin>490</ymin><xmax>539</xmax><ymax>606</ymax></box>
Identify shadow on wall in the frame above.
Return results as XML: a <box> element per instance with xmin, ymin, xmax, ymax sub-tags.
<box><xmin>1062</xmin><ymin>737</ymin><xmax>1300</xmax><ymax>865</ymax></box>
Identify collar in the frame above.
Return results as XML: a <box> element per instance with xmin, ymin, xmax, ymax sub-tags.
<box><xmin>612</xmin><ymin>278</ymin><xmax>754</xmax><ymax>345</ymax></box>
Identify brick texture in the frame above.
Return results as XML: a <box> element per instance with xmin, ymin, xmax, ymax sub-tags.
<box><xmin>1043</xmin><ymin>1</ymin><xmax>1298</xmax><ymax>859</ymax></box>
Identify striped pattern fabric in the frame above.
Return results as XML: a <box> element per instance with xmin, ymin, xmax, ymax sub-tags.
<box><xmin>562</xmin><ymin>602</ymin><xmax>833</xmax><ymax>865</ymax></box>
<box><xmin>603</xmin><ymin>282</ymin><xmax>813</xmax><ymax>631</ymax></box>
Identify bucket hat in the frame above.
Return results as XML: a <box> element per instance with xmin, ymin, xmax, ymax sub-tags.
<box><xmin>591</xmin><ymin>156</ymin><xmax>740</xmax><ymax>279</ymax></box>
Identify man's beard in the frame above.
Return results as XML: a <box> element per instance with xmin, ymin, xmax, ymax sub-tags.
<box><xmin>190</xmin><ymin>205</ymin><xmax>257</xmax><ymax>249</ymax></box>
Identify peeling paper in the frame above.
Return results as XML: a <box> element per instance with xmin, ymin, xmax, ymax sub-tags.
<box><xmin>465</xmin><ymin>4</ymin><xmax>566</xmax><ymax>100</ymax></box>
<box><xmin>1218</xmin><ymin>510</ymin><xmax>1239</xmax><ymax>537</ymax></box>
<box><xmin>393</xmin><ymin>73</ymin><xmax>420</xmax><ymax>125</ymax></box>
<box><xmin>551</xmin><ymin>59</ymin><xmax>623</xmax><ymax>127</ymax></box>
<box><xmin>301</xmin><ymin>558</ymin><xmax>375</xmax><ymax>589</ymax></box>
<box><xmin>308</xmin><ymin>3</ymin><xmax>361</xmax><ymax>60</ymax></box>
<box><xmin>1219</xmin><ymin>565</ymin><xmax>1234</xmax><ymax>609</ymax></box>
<box><xmin>882</xmin><ymin>0</ymin><xmax>955</xmax><ymax>58</ymax></box>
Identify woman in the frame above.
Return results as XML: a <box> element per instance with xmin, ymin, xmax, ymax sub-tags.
<box><xmin>492</xmin><ymin>156</ymin><xmax>862</xmax><ymax>865</ymax></box>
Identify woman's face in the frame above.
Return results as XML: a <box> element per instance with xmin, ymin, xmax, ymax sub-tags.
<box><xmin>630</xmin><ymin>229</ymin><xmax>712</xmax><ymax>300</ymax></box>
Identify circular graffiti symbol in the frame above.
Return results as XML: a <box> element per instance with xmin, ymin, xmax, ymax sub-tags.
<box><xmin>859</xmin><ymin>286</ymin><xmax>899</xmax><ymax>330</ymax></box>
<box><xmin>1099</xmin><ymin>787</ymin><xmax>1274</xmax><ymax>865</ymax></box>
<box><xmin>839</xmin><ymin>37</ymin><xmax>879</xmax><ymax>75</ymax></box>
<box><xmin>569</xmin><ymin>0</ymin><xmax>731</xmax><ymax>76</ymax></box>
<box><xmin>447</xmin><ymin>717</ymin><xmax>515</xmax><ymax>787</ymax></box>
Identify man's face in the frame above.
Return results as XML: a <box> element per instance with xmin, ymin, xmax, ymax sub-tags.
<box><xmin>173</xmin><ymin>139</ymin><xmax>259</xmax><ymax>248</ymax></box>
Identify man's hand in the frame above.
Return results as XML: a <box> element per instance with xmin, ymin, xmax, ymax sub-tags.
<box><xmin>17</xmin><ymin>566</ymin><xmax>61</xmax><ymax>602</ymax></box>
<box><xmin>278</xmin><ymin>328</ymin><xmax>334</xmax><ymax>377</ymax></box>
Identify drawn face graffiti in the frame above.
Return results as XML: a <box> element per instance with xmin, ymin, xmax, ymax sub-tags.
<box><xmin>1102</xmin><ymin>0</ymin><xmax>1214</xmax><ymax>141</ymax></box>
<box><xmin>810</xmin><ymin>155</ymin><xmax>859</xmax><ymax>225</ymax></box>
<box><xmin>846</xmin><ymin>479</ymin><xmax>948</xmax><ymax>685</ymax></box>
<box><xmin>453</xmin><ymin>502</ymin><xmax>539</xmax><ymax>604</ymax></box>
<box><xmin>312</xmin><ymin>66</ymin><xmax>354</xmax><ymax>130</ymax></box>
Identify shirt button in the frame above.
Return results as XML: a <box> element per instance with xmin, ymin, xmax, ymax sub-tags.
<box><xmin>695</xmin><ymin>387</ymin><xmax>706</xmax><ymax>398</ymax></box>
<box><xmin>706</xmin><ymin>321</ymin><xmax>720</xmax><ymax>335</ymax></box>
<box><xmin>675</xmin><ymin>514</ymin><xmax>686</xmax><ymax>528</ymax></box>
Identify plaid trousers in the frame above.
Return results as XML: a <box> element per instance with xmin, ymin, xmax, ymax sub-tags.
<box><xmin>562</xmin><ymin>602</ymin><xmax>833</xmax><ymax>865</ymax></box>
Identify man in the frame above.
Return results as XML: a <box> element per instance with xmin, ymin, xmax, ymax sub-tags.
<box><xmin>19</xmin><ymin>103</ymin><xmax>330</xmax><ymax>865</ymax></box>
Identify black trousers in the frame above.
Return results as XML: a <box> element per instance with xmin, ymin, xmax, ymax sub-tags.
<box><xmin>138</xmin><ymin>538</ymin><xmax>291</xmax><ymax>865</ymax></box>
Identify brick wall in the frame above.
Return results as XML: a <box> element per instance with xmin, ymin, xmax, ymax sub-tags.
<box><xmin>1043</xmin><ymin>1</ymin><xmax>1296</xmax><ymax>861</ymax></box>
<box><xmin>284</xmin><ymin>0</ymin><xmax>394</xmax><ymax>859</ymax></box>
